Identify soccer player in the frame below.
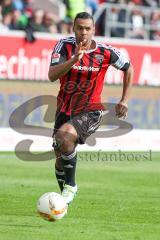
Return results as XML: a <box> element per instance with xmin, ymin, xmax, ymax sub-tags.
<box><xmin>48</xmin><ymin>12</ymin><xmax>133</xmax><ymax>204</ymax></box>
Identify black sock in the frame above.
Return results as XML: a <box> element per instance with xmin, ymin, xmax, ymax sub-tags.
<box><xmin>61</xmin><ymin>151</ymin><xmax>77</xmax><ymax>187</ymax></box>
<box><xmin>55</xmin><ymin>165</ymin><xmax>65</xmax><ymax>192</ymax></box>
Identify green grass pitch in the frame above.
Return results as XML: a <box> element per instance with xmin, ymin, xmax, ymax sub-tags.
<box><xmin>0</xmin><ymin>152</ymin><xmax>160</xmax><ymax>240</ymax></box>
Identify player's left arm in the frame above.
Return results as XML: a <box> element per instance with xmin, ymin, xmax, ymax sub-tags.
<box><xmin>109</xmin><ymin>47</ymin><xmax>134</xmax><ymax>118</ymax></box>
<box><xmin>117</xmin><ymin>63</ymin><xmax>134</xmax><ymax>118</ymax></box>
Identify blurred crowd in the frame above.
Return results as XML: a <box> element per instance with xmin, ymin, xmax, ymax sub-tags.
<box><xmin>0</xmin><ymin>0</ymin><xmax>160</xmax><ymax>40</ymax></box>
<box><xmin>98</xmin><ymin>0</ymin><xmax>160</xmax><ymax>40</ymax></box>
<box><xmin>0</xmin><ymin>0</ymin><xmax>60</xmax><ymax>34</ymax></box>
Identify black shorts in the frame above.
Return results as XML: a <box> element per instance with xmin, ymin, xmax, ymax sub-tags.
<box><xmin>52</xmin><ymin>110</ymin><xmax>103</xmax><ymax>149</ymax></box>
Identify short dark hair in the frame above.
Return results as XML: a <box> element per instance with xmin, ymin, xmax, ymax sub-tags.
<box><xmin>74</xmin><ymin>12</ymin><xmax>94</xmax><ymax>25</ymax></box>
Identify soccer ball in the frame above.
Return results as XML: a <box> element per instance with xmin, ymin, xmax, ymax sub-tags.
<box><xmin>37</xmin><ymin>192</ymin><xmax>68</xmax><ymax>221</ymax></box>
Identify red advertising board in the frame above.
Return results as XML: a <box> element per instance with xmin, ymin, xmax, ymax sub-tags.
<box><xmin>0</xmin><ymin>32</ymin><xmax>160</xmax><ymax>86</ymax></box>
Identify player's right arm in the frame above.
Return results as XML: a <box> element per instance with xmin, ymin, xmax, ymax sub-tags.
<box><xmin>48</xmin><ymin>41</ymin><xmax>86</xmax><ymax>82</ymax></box>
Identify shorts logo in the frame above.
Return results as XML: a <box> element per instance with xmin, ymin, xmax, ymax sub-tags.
<box><xmin>51</xmin><ymin>53</ymin><xmax>60</xmax><ymax>63</ymax></box>
<box><xmin>95</xmin><ymin>54</ymin><xmax>104</xmax><ymax>64</ymax></box>
<box><xmin>81</xmin><ymin>116</ymin><xmax>88</xmax><ymax>121</ymax></box>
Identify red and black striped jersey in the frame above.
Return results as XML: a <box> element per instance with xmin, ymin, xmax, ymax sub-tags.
<box><xmin>50</xmin><ymin>36</ymin><xmax>130</xmax><ymax>115</ymax></box>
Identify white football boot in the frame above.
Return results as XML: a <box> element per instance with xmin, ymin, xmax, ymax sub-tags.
<box><xmin>62</xmin><ymin>184</ymin><xmax>78</xmax><ymax>204</ymax></box>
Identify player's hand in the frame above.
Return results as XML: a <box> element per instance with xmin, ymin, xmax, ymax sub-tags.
<box><xmin>115</xmin><ymin>101</ymin><xmax>128</xmax><ymax>119</ymax></box>
<box><xmin>73</xmin><ymin>41</ymin><xmax>87</xmax><ymax>62</ymax></box>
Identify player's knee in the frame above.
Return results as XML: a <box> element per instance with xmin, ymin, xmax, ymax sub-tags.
<box><xmin>56</xmin><ymin>124</ymin><xmax>77</xmax><ymax>143</ymax></box>
<box><xmin>55</xmin><ymin>128</ymin><xmax>77</xmax><ymax>152</ymax></box>
<box><xmin>55</xmin><ymin>130</ymin><xmax>73</xmax><ymax>146</ymax></box>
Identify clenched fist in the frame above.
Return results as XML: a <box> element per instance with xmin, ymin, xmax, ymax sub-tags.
<box><xmin>115</xmin><ymin>101</ymin><xmax>128</xmax><ymax>118</ymax></box>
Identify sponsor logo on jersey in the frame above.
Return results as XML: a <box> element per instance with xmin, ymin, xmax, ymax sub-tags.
<box><xmin>51</xmin><ymin>53</ymin><xmax>60</xmax><ymax>63</ymax></box>
<box><xmin>72</xmin><ymin>65</ymin><xmax>100</xmax><ymax>71</ymax></box>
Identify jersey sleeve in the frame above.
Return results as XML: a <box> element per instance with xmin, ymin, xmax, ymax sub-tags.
<box><xmin>109</xmin><ymin>46</ymin><xmax>130</xmax><ymax>71</ymax></box>
<box><xmin>50</xmin><ymin>40</ymin><xmax>67</xmax><ymax>66</ymax></box>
